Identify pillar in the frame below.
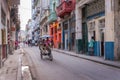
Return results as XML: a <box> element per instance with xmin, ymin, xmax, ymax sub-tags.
<box><xmin>114</xmin><ymin>0</ymin><xmax>120</xmax><ymax>60</ymax></box>
<box><xmin>105</xmin><ymin>0</ymin><xmax>114</xmax><ymax>60</ymax></box>
<box><xmin>61</xmin><ymin>22</ymin><xmax>64</xmax><ymax>49</ymax></box>
<box><xmin>68</xmin><ymin>19</ymin><xmax>71</xmax><ymax>51</ymax></box>
<box><xmin>94</xmin><ymin>20</ymin><xmax>101</xmax><ymax>56</ymax></box>
<box><xmin>75</xmin><ymin>6</ymin><xmax>83</xmax><ymax>53</ymax></box>
<box><xmin>0</xmin><ymin>0</ymin><xmax>2</xmax><ymax>68</ymax></box>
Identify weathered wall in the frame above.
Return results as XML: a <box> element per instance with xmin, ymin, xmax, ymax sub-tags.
<box><xmin>114</xmin><ymin>0</ymin><xmax>120</xmax><ymax>60</ymax></box>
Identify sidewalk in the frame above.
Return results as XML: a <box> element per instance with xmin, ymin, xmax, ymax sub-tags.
<box><xmin>0</xmin><ymin>49</ymin><xmax>21</xmax><ymax>80</ymax></box>
<box><xmin>53</xmin><ymin>48</ymin><xmax>120</xmax><ymax>69</ymax></box>
<box><xmin>0</xmin><ymin>48</ymin><xmax>32</xmax><ymax>80</ymax></box>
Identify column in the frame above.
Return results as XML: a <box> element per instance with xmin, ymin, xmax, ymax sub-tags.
<box><xmin>114</xmin><ymin>0</ymin><xmax>120</xmax><ymax>60</ymax></box>
<box><xmin>94</xmin><ymin>20</ymin><xmax>101</xmax><ymax>56</ymax></box>
<box><xmin>75</xmin><ymin>6</ymin><xmax>83</xmax><ymax>53</ymax></box>
<box><xmin>0</xmin><ymin>30</ymin><xmax>2</xmax><ymax>68</ymax></box>
<box><xmin>53</xmin><ymin>23</ymin><xmax>56</xmax><ymax>48</ymax></box>
<box><xmin>68</xmin><ymin>19</ymin><xmax>71</xmax><ymax>51</ymax></box>
<box><xmin>0</xmin><ymin>0</ymin><xmax>2</xmax><ymax>68</ymax></box>
<box><xmin>105</xmin><ymin>0</ymin><xmax>114</xmax><ymax>60</ymax></box>
<box><xmin>61</xmin><ymin>22</ymin><xmax>64</xmax><ymax>49</ymax></box>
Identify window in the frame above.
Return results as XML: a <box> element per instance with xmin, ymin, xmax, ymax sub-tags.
<box><xmin>71</xmin><ymin>21</ymin><xmax>75</xmax><ymax>27</ymax></box>
<box><xmin>53</xmin><ymin>2</ymin><xmax>56</xmax><ymax>11</ymax></box>
<box><xmin>7</xmin><ymin>20</ymin><xmax>9</xmax><ymax>28</ymax></box>
<box><xmin>51</xmin><ymin>28</ymin><xmax>53</xmax><ymax>35</ymax></box>
<box><xmin>88</xmin><ymin>22</ymin><xmax>95</xmax><ymax>31</ymax></box>
<box><xmin>63</xmin><ymin>23</ymin><xmax>68</xmax><ymax>30</ymax></box>
<box><xmin>58</xmin><ymin>23</ymin><xmax>61</xmax><ymax>30</ymax></box>
<box><xmin>44</xmin><ymin>25</ymin><xmax>48</xmax><ymax>32</ymax></box>
<box><xmin>55</xmin><ymin>35</ymin><xmax>57</xmax><ymax>40</ymax></box>
<box><xmin>99</xmin><ymin>19</ymin><xmax>105</xmax><ymax>29</ymax></box>
<box><xmin>55</xmin><ymin>27</ymin><xmax>57</xmax><ymax>33</ymax></box>
<box><xmin>46</xmin><ymin>26</ymin><xmax>48</xmax><ymax>32</ymax></box>
<box><xmin>1</xmin><ymin>8</ymin><xmax>6</xmax><ymax>26</ymax></box>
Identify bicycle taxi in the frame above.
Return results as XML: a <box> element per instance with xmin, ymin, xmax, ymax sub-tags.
<box><xmin>39</xmin><ymin>35</ymin><xmax>53</xmax><ymax>61</ymax></box>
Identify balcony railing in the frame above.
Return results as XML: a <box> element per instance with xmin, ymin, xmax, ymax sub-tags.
<box><xmin>56</xmin><ymin>1</ymin><xmax>75</xmax><ymax>18</ymax></box>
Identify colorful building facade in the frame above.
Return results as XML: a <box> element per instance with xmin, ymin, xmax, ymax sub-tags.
<box><xmin>56</xmin><ymin>0</ymin><xmax>76</xmax><ymax>51</ymax></box>
<box><xmin>48</xmin><ymin>0</ymin><xmax>61</xmax><ymax>48</ymax></box>
<box><xmin>49</xmin><ymin>22</ymin><xmax>61</xmax><ymax>48</ymax></box>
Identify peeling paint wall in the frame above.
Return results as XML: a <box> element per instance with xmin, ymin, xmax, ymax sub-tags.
<box><xmin>114</xmin><ymin>0</ymin><xmax>120</xmax><ymax>60</ymax></box>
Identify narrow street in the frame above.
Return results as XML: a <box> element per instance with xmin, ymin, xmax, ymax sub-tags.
<box><xmin>1</xmin><ymin>0</ymin><xmax>120</xmax><ymax>80</ymax></box>
<box><xmin>24</xmin><ymin>47</ymin><xmax>120</xmax><ymax>80</ymax></box>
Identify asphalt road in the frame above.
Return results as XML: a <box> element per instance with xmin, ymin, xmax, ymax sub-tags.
<box><xmin>24</xmin><ymin>47</ymin><xmax>120</xmax><ymax>80</ymax></box>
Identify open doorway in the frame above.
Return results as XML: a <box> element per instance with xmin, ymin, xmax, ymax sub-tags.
<box><xmin>82</xmin><ymin>23</ymin><xmax>88</xmax><ymax>53</ymax></box>
<box><xmin>1</xmin><ymin>29</ymin><xmax>7</xmax><ymax>59</ymax></box>
<box><xmin>88</xmin><ymin>21</ymin><xmax>95</xmax><ymax>43</ymax></box>
<box><xmin>65</xmin><ymin>33</ymin><xmax>68</xmax><ymax>50</ymax></box>
<box><xmin>99</xmin><ymin>19</ymin><xmax>105</xmax><ymax>56</ymax></box>
<box><xmin>71</xmin><ymin>32</ymin><xmax>75</xmax><ymax>51</ymax></box>
<box><xmin>100</xmin><ymin>29</ymin><xmax>104</xmax><ymax>56</ymax></box>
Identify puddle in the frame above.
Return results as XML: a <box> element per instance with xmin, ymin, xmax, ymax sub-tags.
<box><xmin>21</xmin><ymin>66</ymin><xmax>32</xmax><ymax>80</ymax></box>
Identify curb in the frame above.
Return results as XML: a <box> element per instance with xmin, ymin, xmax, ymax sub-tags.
<box><xmin>23</xmin><ymin>48</ymin><xmax>38</xmax><ymax>80</ymax></box>
<box><xmin>54</xmin><ymin>50</ymin><xmax>120</xmax><ymax>69</ymax></box>
<box><xmin>17</xmin><ymin>55</ymin><xmax>22</xmax><ymax>80</ymax></box>
<box><xmin>17</xmin><ymin>48</ymin><xmax>33</xmax><ymax>80</ymax></box>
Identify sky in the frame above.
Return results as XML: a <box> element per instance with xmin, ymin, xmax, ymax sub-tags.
<box><xmin>19</xmin><ymin>0</ymin><xmax>32</xmax><ymax>30</ymax></box>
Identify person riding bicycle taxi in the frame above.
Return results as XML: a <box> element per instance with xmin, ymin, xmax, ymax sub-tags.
<box><xmin>45</xmin><ymin>37</ymin><xmax>51</xmax><ymax>47</ymax></box>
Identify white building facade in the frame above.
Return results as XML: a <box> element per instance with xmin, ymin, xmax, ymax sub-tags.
<box><xmin>76</xmin><ymin>0</ymin><xmax>120</xmax><ymax>60</ymax></box>
<box><xmin>0</xmin><ymin>0</ymin><xmax>20</xmax><ymax>67</ymax></box>
<box><xmin>0</xmin><ymin>0</ymin><xmax>10</xmax><ymax>66</ymax></box>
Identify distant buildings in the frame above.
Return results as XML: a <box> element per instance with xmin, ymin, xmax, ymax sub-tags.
<box><xmin>25</xmin><ymin>19</ymin><xmax>33</xmax><ymax>41</ymax></box>
<box><xmin>18</xmin><ymin>30</ymin><xmax>27</xmax><ymax>42</ymax></box>
<box><xmin>30</xmin><ymin>0</ymin><xmax>50</xmax><ymax>45</ymax></box>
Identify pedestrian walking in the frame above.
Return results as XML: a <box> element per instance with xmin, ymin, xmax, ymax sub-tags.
<box><xmin>15</xmin><ymin>40</ymin><xmax>19</xmax><ymax>50</ymax></box>
<box><xmin>32</xmin><ymin>40</ymin><xmax>35</xmax><ymax>46</ymax></box>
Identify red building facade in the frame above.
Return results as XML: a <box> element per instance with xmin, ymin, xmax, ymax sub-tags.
<box><xmin>56</xmin><ymin>0</ymin><xmax>75</xmax><ymax>18</ymax></box>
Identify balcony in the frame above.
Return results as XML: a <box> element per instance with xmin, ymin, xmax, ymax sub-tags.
<box><xmin>48</xmin><ymin>12</ymin><xmax>57</xmax><ymax>23</ymax></box>
<box><xmin>56</xmin><ymin>0</ymin><xmax>75</xmax><ymax>18</ymax></box>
